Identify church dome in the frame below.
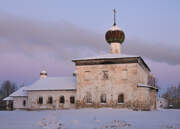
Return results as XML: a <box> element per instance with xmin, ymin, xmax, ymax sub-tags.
<box><xmin>105</xmin><ymin>9</ymin><xmax>125</xmax><ymax>44</ymax></box>
<box><xmin>105</xmin><ymin>25</ymin><xmax>125</xmax><ymax>44</ymax></box>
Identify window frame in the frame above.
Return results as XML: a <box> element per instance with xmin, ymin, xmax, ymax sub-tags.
<box><xmin>118</xmin><ymin>94</ymin><xmax>124</xmax><ymax>104</ymax></box>
<box><xmin>23</xmin><ymin>100</ymin><xmax>26</xmax><ymax>106</ymax></box>
<box><xmin>86</xmin><ymin>92</ymin><xmax>92</xmax><ymax>104</ymax></box>
<box><xmin>100</xmin><ymin>94</ymin><xmax>107</xmax><ymax>104</ymax></box>
<box><xmin>103</xmin><ymin>71</ymin><xmax>109</xmax><ymax>80</ymax></box>
<box><xmin>47</xmin><ymin>96</ymin><xmax>53</xmax><ymax>104</ymax></box>
<box><xmin>122</xmin><ymin>69</ymin><xmax>128</xmax><ymax>80</ymax></box>
<box><xmin>60</xmin><ymin>96</ymin><xmax>65</xmax><ymax>104</ymax></box>
<box><xmin>70</xmin><ymin>96</ymin><xmax>75</xmax><ymax>104</ymax></box>
<box><xmin>38</xmin><ymin>96</ymin><xmax>43</xmax><ymax>104</ymax></box>
<box><xmin>84</xmin><ymin>71</ymin><xmax>91</xmax><ymax>81</ymax></box>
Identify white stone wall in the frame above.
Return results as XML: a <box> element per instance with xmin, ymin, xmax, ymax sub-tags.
<box><xmin>157</xmin><ymin>98</ymin><xmax>168</xmax><ymax>109</ymax></box>
<box><xmin>137</xmin><ymin>64</ymin><xmax>149</xmax><ymax>85</ymax></box>
<box><xmin>76</xmin><ymin>63</ymin><xmax>138</xmax><ymax>108</ymax></box>
<box><xmin>28</xmin><ymin>90</ymin><xmax>76</xmax><ymax>110</ymax></box>
<box><xmin>134</xmin><ymin>64</ymin><xmax>157</xmax><ymax>110</ymax></box>
<box><xmin>75</xmin><ymin>62</ymin><xmax>157</xmax><ymax>110</ymax></box>
<box><xmin>13</xmin><ymin>96</ymin><xmax>28</xmax><ymax>109</ymax></box>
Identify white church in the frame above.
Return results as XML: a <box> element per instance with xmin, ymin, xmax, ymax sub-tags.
<box><xmin>4</xmin><ymin>10</ymin><xmax>158</xmax><ymax>111</ymax></box>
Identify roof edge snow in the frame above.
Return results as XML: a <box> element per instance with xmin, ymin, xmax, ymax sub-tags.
<box><xmin>137</xmin><ymin>83</ymin><xmax>158</xmax><ymax>91</ymax></box>
<box><xmin>3</xmin><ymin>96</ymin><xmax>13</xmax><ymax>101</ymax></box>
<box><xmin>72</xmin><ymin>54</ymin><xmax>150</xmax><ymax>72</ymax></box>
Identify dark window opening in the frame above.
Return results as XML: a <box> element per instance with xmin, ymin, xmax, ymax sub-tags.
<box><xmin>38</xmin><ymin>96</ymin><xmax>43</xmax><ymax>104</ymax></box>
<box><xmin>60</xmin><ymin>96</ymin><xmax>65</xmax><ymax>104</ymax></box>
<box><xmin>47</xmin><ymin>96</ymin><xmax>53</xmax><ymax>104</ymax></box>
<box><xmin>70</xmin><ymin>96</ymin><xmax>75</xmax><ymax>104</ymax></box>
<box><xmin>100</xmin><ymin>94</ymin><xmax>106</xmax><ymax>103</ymax></box>
<box><xmin>118</xmin><ymin>94</ymin><xmax>124</xmax><ymax>103</ymax></box>
<box><xmin>23</xmin><ymin>100</ymin><xmax>26</xmax><ymax>106</ymax></box>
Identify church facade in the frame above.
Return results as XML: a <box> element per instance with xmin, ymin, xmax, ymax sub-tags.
<box><xmin>4</xmin><ymin>10</ymin><xmax>158</xmax><ymax>110</ymax></box>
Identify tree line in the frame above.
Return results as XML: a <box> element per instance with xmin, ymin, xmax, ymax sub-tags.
<box><xmin>0</xmin><ymin>80</ymin><xmax>18</xmax><ymax>100</ymax></box>
<box><xmin>162</xmin><ymin>83</ymin><xmax>180</xmax><ymax>108</ymax></box>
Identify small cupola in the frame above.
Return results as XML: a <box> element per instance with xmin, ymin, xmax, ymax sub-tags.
<box><xmin>40</xmin><ymin>70</ymin><xmax>47</xmax><ymax>79</ymax></box>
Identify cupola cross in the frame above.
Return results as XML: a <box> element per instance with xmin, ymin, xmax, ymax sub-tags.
<box><xmin>113</xmin><ymin>8</ymin><xmax>116</xmax><ymax>26</ymax></box>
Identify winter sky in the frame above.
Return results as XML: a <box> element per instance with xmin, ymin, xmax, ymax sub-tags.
<box><xmin>0</xmin><ymin>0</ymin><xmax>180</xmax><ymax>92</ymax></box>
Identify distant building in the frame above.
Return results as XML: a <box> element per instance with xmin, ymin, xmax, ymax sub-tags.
<box><xmin>5</xmin><ymin>9</ymin><xmax>158</xmax><ymax>110</ymax></box>
<box><xmin>157</xmin><ymin>97</ymin><xmax>168</xmax><ymax>109</ymax></box>
<box><xmin>3</xmin><ymin>96</ymin><xmax>13</xmax><ymax>110</ymax></box>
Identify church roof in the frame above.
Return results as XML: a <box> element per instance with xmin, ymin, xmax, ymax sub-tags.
<box><xmin>26</xmin><ymin>76</ymin><xmax>76</xmax><ymax>91</ymax></box>
<box><xmin>73</xmin><ymin>54</ymin><xmax>139</xmax><ymax>61</ymax></box>
<box><xmin>3</xmin><ymin>96</ymin><xmax>13</xmax><ymax>101</ymax></box>
<box><xmin>10</xmin><ymin>86</ymin><xmax>28</xmax><ymax>97</ymax></box>
<box><xmin>72</xmin><ymin>54</ymin><xmax>150</xmax><ymax>71</ymax></box>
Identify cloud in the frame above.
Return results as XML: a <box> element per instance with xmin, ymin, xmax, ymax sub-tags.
<box><xmin>0</xmin><ymin>12</ymin><xmax>179</xmax><ymax>66</ymax></box>
<box><xmin>123</xmin><ymin>39</ymin><xmax>180</xmax><ymax>65</ymax></box>
<box><xmin>0</xmin><ymin>12</ymin><xmax>106</xmax><ymax>61</ymax></box>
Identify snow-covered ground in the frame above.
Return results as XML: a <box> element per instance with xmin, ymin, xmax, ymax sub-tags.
<box><xmin>0</xmin><ymin>108</ymin><xmax>180</xmax><ymax>129</ymax></box>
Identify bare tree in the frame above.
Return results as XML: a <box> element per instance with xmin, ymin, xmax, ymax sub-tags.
<box><xmin>177</xmin><ymin>83</ymin><xmax>180</xmax><ymax>99</ymax></box>
<box><xmin>148</xmin><ymin>75</ymin><xmax>160</xmax><ymax>89</ymax></box>
<box><xmin>0</xmin><ymin>80</ymin><xmax>17</xmax><ymax>98</ymax></box>
<box><xmin>162</xmin><ymin>83</ymin><xmax>180</xmax><ymax>108</ymax></box>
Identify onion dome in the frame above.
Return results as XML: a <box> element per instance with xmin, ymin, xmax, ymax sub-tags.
<box><xmin>105</xmin><ymin>9</ymin><xmax>125</xmax><ymax>44</ymax></box>
<box><xmin>105</xmin><ymin>25</ymin><xmax>125</xmax><ymax>44</ymax></box>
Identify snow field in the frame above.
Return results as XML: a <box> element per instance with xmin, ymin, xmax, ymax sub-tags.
<box><xmin>0</xmin><ymin>108</ymin><xmax>180</xmax><ymax>129</ymax></box>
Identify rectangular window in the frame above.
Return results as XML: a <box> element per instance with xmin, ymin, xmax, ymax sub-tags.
<box><xmin>23</xmin><ymin>100</ymin><xmax>26</xmax><ymax>106</ymax></box>
<box><xmin>122</xmin><ymin>70</ymin><xmax>128</xmax><ymax>79</ymax></box>
<box><xmin>70</xmin><ymin>96</ymin><xmax>75</xmax><ymax>104</ymax></box>
<box><xmin>103</xmin><ymin>71</ymin><xmax>109</xmax><ymax>80</ymax></box>
<box><xmin>85</xmin><ymin>71</ymin><xmax>90</xmax><ymax>81</ymax></box>
<box><xmin>47</xmin><ymin>96</ymin><xmax>53</xmax><ymax>104</ymax></box>
<box><xmin>100</xmin><ymin>94</ymin><xmax>107</xmax><ymax>103</ymax></box>
<box><xmin>38</xmin><ymin>96</ymin><xmax>43</xmax><ymax>104</ymax></box>
<box><xmin>60</xmin><ymin>96</ymin><xmax>65</xmax><ymax>104</ymax></box>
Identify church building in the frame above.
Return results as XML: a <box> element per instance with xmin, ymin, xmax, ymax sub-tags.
<box><xmin>4</xmin><ymin>10</ymin><xmax>158</xmax><ymax>110</ymax></box>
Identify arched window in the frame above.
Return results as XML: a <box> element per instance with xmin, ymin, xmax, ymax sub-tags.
<box><xmin>100</xmin><ymin>94</ymin><xmax>106</xmax><ymax>103</ymax></box>
<box><xmin>47</xmin><ymin>96</ymin><xmax>53</xmax><ymax>104</ymax></box>
<box><xmin>60</xmin><ymin>96</ymin><xmax>65</xmax><ymax>104</ymax></box>
<box><xmin>86</xmin><ymin>92</ymin><xmax>92</xmax><ymax>103</ymax></box>
<box><xmin>70</xmin><ymin>96</ymin><xmax>75</xmax><ymax>104</ymax></box>
<box><xmin>118</xmin><ymin>94</ymin><xmax>124</xmax><ymax>103</ymax></box>
<box><xmin>38</xmin><ymin>96</ymin><xmax>43</xmax><ymax>104</ymax></box>
<box><xmin>23</xmin><ymin>100</ymin><xmax>26</xmax><ymax>106</ymax></box>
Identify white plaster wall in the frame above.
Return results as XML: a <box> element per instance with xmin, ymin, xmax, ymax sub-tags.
<box><xmin>137</xmin><ymin>64</ymin><xmax>149</xmax><ymax>85</ymax></box>
<box><xmin>76</xmin><ymin>63</ymin><xmax>139</xmax><ymax>107</ymax></box>
<box><xmin>28</xmin><ymin>90</ymin><xmax>76</xmax><ymax>110</ymax></box>
<box><xmin>13</xmin><ymin>96</ymin><xmax>28</xmax><ymax>109</ymax></box>
<box><xmin>76</xmin><ymin>62</ymin><xmax>157</xmax><ymax>110</ymax></box>
<box><xmin>157</xmin><ymin>98</ymin><xmax>168</xmax><ymax>109</ymax></box>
